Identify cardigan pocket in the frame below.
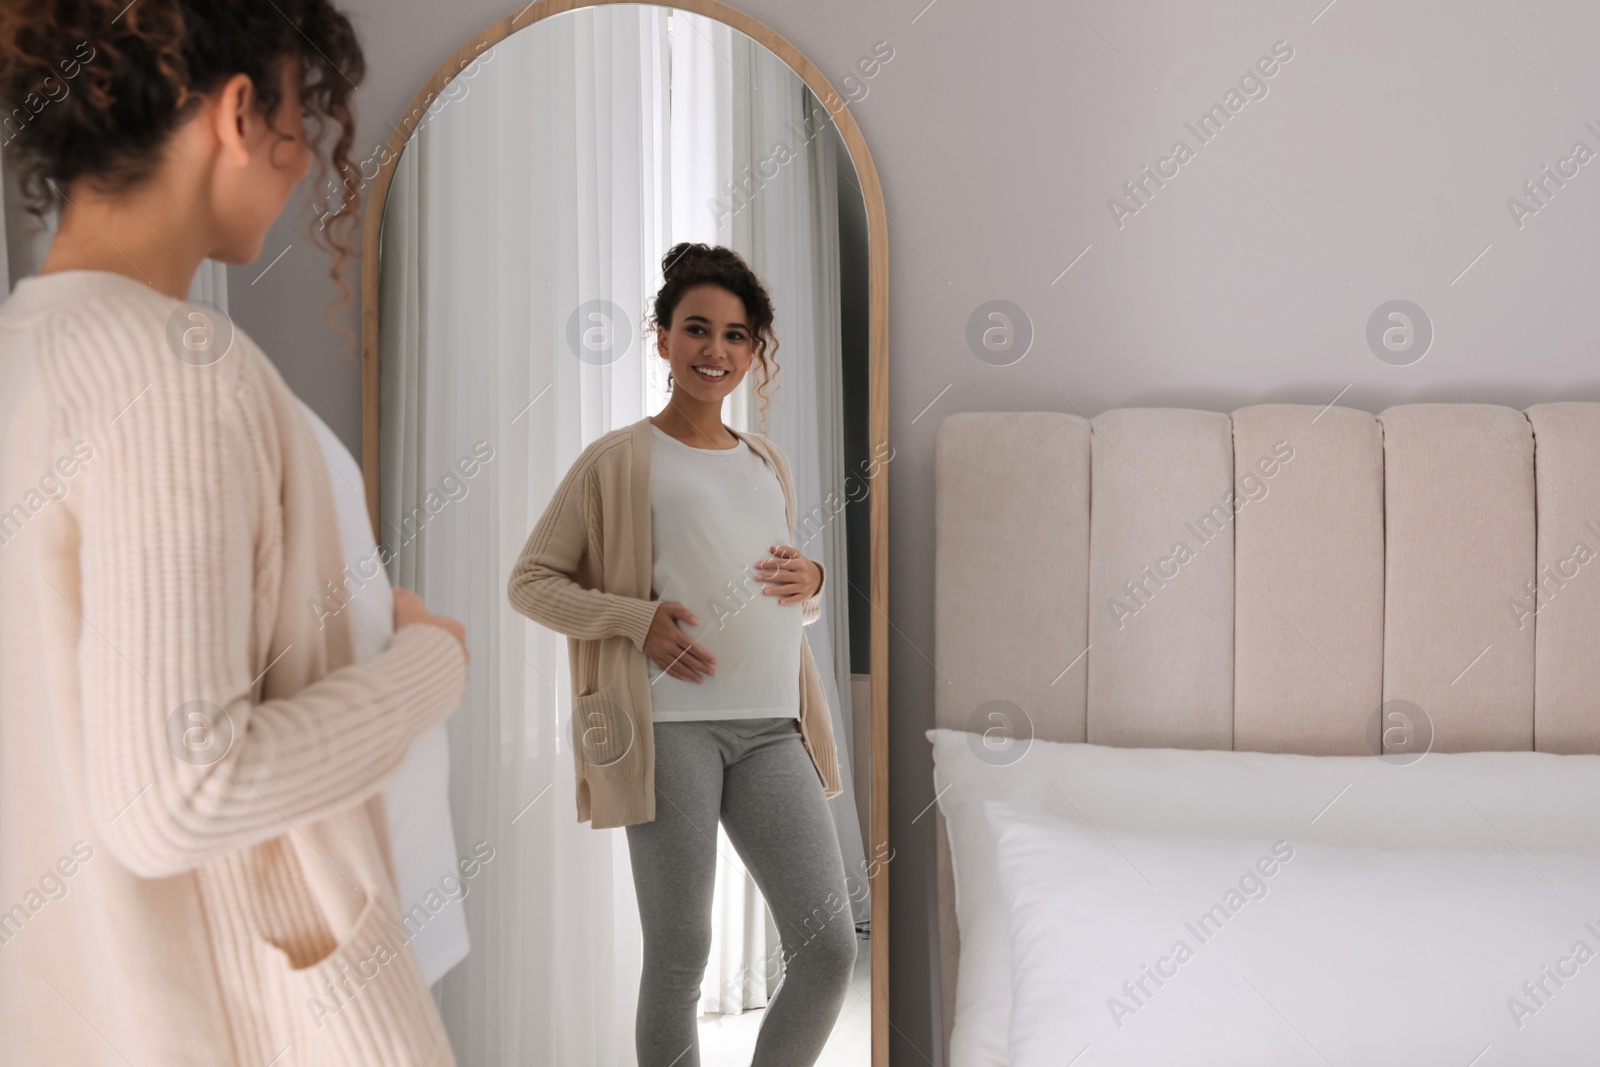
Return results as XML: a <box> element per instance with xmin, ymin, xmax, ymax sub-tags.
<box><xmin>572</xmin><ymin>675</ymin><xmax>635</xmax><ymax>770</ymax></box>
<box><xmin>259</xmin><ymin>888</ymin><xmax>448</xmax><ymax>1066</ymax></box>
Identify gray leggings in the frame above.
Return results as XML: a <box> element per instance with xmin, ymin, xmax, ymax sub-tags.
<box><xmin>624</xmin><ymin>716</ymin><xmax>857</xmax><ymax>1067</ymax></box>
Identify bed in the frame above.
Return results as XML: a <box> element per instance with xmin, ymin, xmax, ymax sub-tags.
<box><xmin>930</xmin><ymin>402</ymin><xmax>1600</xmax><ymax>1065</ymax></box>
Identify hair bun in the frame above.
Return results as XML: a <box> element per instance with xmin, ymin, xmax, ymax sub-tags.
<box><xmin>660</xmin><ymin>241</ymin><xmax>756</xmax><ymax>282</ymax></box>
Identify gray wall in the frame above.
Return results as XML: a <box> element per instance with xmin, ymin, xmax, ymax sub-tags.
<box><xmin>230</xmin><ymin>1</ymin><xmax>1600</xmax><ymax>1062</ymax></box>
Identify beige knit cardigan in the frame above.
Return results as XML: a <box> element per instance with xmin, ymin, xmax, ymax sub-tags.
<box><xmin>505</xmin><ymin>416</ymin><xmax>843</xmax><ymax>829</ymax></box>
<box><xmin>0</xmin><ymin>271</ymin><xmax>468</xmax><ymax>1066</ymax></box>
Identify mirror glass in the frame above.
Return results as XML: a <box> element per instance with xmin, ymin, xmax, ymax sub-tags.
<box><xmin>374</xmin><ymin>5</ymin><xmax>875</xmax><ymax>1062</ymax></box>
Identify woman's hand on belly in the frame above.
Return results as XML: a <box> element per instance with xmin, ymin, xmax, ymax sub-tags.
<box><xmin>644</xmin><ymin>600</ymin><xmax>718</xmax><ymax>683</ymax></box>
<box><xmin>753</xmin><ymin>544</ymin><xmax>821</xmax><ymax>605</ymax></box>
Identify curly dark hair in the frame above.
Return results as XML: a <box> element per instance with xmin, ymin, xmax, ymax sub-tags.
<box><xmin>0</xmin><ymin>0</ymin><xmax>366</xmax><ymax>351</ymax></box>
<box><xmin>643</xmin><ymin>242</ymin><xmax>780</xmax><ymax>432</ymax></box>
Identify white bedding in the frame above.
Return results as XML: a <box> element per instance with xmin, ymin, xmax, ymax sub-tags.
<box><xmin>987</xmin><ymin>798</ymin><xmax>1600</xmax><ymax>1065</ymax></box>
<box><xmin>927</xmin><ymin>727</ymin><xmax>1600</xmax><ymax>1066</ymax></box>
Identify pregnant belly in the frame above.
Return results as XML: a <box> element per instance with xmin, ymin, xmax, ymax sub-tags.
<box><xmin>646</xmin><ymin>579</ymin><xmax>802</xmax><ymax>702</ymax></box>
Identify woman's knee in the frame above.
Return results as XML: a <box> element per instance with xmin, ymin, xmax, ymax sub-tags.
<box><xmin>824</xmin><ymin>923</ymin><xmax>859</xmax><ymax>978</ymax></box>
<box><xmin>789</xmin><ymin>917</ymin><xmax>857</xmax><ymax>982</ymax></box>
<box><xmin>641</xmin><ymin>922</ymin><xmax>714</xmax><ymax>975</ymax></box>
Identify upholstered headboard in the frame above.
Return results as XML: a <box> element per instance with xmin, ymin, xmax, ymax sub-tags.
<box><xmin>931</xmin><ymin>402</ymin><xmax>1600</xmax><ymax>1061</ymax></box>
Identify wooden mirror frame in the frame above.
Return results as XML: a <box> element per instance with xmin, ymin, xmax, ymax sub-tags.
<box><xmin>358</xmin><ymin>1</ymin><xmax>890</xmax><ymax>1060</ymax></box>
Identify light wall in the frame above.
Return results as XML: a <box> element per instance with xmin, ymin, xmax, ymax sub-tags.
<box><xmin>225</xmin><ymin>1</ymin><xmax>1600</xmax><ymax>1061</ymax></box>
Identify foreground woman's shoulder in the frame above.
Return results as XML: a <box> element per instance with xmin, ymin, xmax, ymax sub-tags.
<box><xmin>28</xmin><ymin>291</ymin><xmax>301</xmax><ymax>459</ymax></box>
<box><xmin>35</xmin><ymin>289</ymin><xmax>251</xmax><ymax>392</ymax></box>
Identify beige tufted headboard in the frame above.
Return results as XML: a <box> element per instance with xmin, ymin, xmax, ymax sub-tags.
<box><xmin>930</xmin><ymin>402</ymin><xmax>1600</xmax><ymax>1062</ymax></box>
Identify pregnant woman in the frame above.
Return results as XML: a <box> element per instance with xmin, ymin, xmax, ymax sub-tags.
<box><xmin>506</xmin><ymin>243</ymin><xmax>857</xmax><ymax>1066</ymax></box>
<box><xmin>0</xmin><ymin>4</ymin><xmax>470</xmax><ymax>1064</ymax></box>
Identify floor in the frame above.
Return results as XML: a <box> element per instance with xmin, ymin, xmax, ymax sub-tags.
<box><xmin>696</xmin><ymin>931</ymin><xmax>873</xmax><ymax>1066</ymax></box>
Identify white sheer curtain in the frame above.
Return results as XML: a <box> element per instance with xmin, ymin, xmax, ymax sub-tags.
<box><xmin>381</xmin><ymin>11</ymin><xmax>666</xmax><ymax>1064</ymax></box>
<box><xmin>378</xmin><ymin>7</ymin><xmax>855</xmax><ymax>1061</ymax></box>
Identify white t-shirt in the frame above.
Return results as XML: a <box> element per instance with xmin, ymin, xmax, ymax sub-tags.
<box><xmin>647</xmin><ymin>424</ymin><xmax>803</xmax><ymax>721</ymax></box>
<box><xmin>298</xmin><ymin>400</ymin><xmax>470</xmax><ymax>987</ymax></box>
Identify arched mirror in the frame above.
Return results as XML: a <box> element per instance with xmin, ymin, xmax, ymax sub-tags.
<box><xmin>360</xmin><ymin>2</ymin><xmax>888</xmax><ymax>1062</ymax></box>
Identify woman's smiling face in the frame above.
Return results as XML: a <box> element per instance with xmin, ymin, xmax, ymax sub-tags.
<box><xmin>657</xmin><ymin>283</ymin><xmax>755</xmax><ymax>400</ymax></box>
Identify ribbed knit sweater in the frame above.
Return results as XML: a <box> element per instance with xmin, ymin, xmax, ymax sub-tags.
<box><xmin>0</xmin><ymin>270</ymin><xmax>469</xmax><ymax>1066</ymax></box>
<box><xmin>505</xmin><ymin>416</ymin><xmax>843</xmax><ymax>828</ymax></box>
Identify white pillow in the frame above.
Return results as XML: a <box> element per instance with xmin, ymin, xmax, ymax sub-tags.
<box><xmin>986</xmin><ymin>798</ymin><xmax>1600</xmax><ymax>1066</ymax></box>
<box><xmin>925</xmin><ymin>727</ymin><xmax>1600</xmax><ymax>1067</ymax></box>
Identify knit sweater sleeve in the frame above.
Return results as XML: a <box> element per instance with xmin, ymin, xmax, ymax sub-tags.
<box><xmin>75</xmin><ymin>342</ymin><xmax>468</xmax><ymax>880</ymax></box>
<box><xmin>802</xmin><ymin>559</ymin><xmax>825</xmax><ymax>627</ymax></box>
<box><xmin>505</xmin><ymin>448</ymin><xmax>660</xmax><ymax>651</ymax></box>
